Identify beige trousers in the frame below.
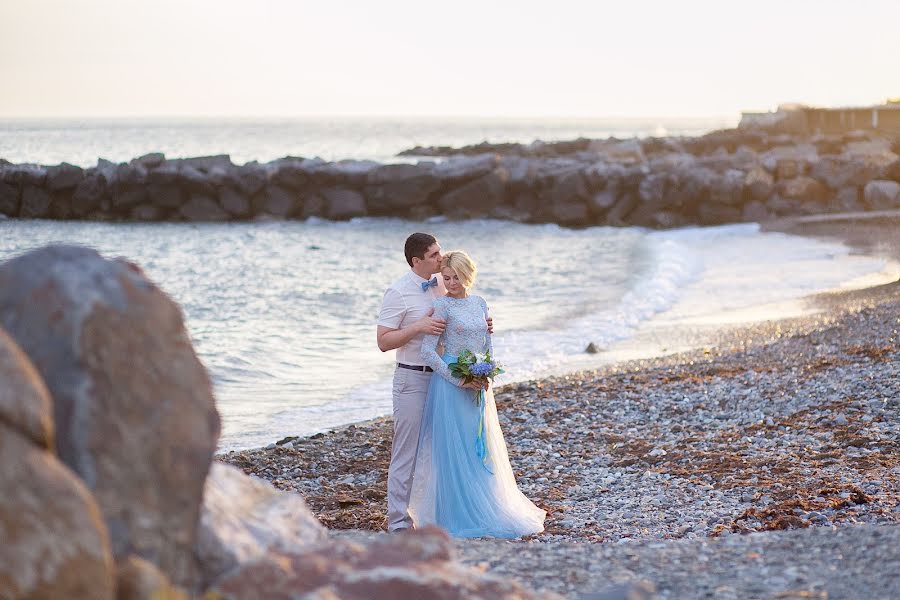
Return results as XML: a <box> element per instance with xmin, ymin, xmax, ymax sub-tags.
<box><xmin>386</xmin><ymin>366</ymin><xmax>431</xmax><ymax>531</ymax></box>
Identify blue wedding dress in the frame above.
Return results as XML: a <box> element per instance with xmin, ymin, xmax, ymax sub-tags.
<box><xmin>408</xmin><ymin>295</ymin><xmax>545</xmax><ymax>538</ymax></box>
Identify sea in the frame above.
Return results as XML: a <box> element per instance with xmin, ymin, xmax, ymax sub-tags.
<box><xmin>1</xmin><ymin>117</ymin><xmax>897</xmax><ymax>450</ymax></box>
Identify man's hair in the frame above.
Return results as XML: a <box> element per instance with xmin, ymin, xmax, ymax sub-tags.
<box><xmin>404</xmin><ymin>233</ymin><xmax>437</xmax><ymax>267</ymax></box>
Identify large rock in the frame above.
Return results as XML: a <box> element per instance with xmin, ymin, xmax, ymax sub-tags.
<box><xmin>219</xmin><ymin>186</ymin><xmax>252</xmax><ymax>218</ymax></box>
<box><xmin>863</xmin><ymin>180</ymin><xmax>900</xmax><ymax>209</ymax></box>
<box><xmin>208</xmin><ymin>527</ymin><xmax>560</xmax><ymax>600</ymax></box>
<box><xmin>230</xmin><ymin>162</ymin><xmax>268</xmax><ymax>196</ymax></box>
<box><xmin>268</xmin><ymin>158</ymin><xmax>311</xmax><ymax>190</ymax></box>
<box><xmin>708</xmin><ymin>169</ymin><xmax>746</xmax><ymax>205</ymax></box>
<box><xmin>590</xmin><ymin>139</ymin><xmax>645</xmax><ymax>164</ymax></box>
<box><xmin>196</xmin><ymin>463</ymin><xmax>327</xmax><ymax>588</ymax></box>
<box><xmin>832</xmin><ymin>186</ymin><xmax>864</xmax><ymax>212</ymax></box>
<box><xmin>146</xmin><ymin>182</ymin><xmax>185</xmax><ymax>209</ymax></box>
<box><xmin>130</xmin><ymin>152</ymin><xmax>166</xmax><ymax>170</ymax></box>
<box><xmin>885</xmin><ymin>159</ymin><xmax>900</xmax><ymax>183</ymax></box>
<box><xmin>72</xmin><ymin>173</ymin><xmax>109</xmax><ymax>216</ymax></box>
<box><xmin>46</xmin><ymin>162</ymin><xmax>85</xmax><ymax>190</ymax></box>
<box><xmin>323</xmin><ymin>188</ymin><xmax>367</xmax><ymax>220</ymax></box>
<box><xmin>116</xmin><ymin>555</ymin><xmax>189</xmax><ymax>600</ymax></box>
<box><xmin>364</xmin><ymin>163</ymin><xmax>441</xmax><ymax>213</ymax></box>
<box><xmin>0</xmin><ymin>330</ymin><xmax>115</xmax><ymax>600</ymax></box>
<box><xmin>20</xmin><ymin>185</ymin><xmax>53</xmax><ymax>218</ymax></box>
<box><xmin>779</xmin><ymin>176</ymin><xmax>829</xmax><ymax>203</ymax></box>
<box><xmin>841</xmin><ymin>139</ymin><xmax>898</xmax><ymax>167</ymax></box>
<box><xmin>0</xmin><ymin>423</ymin><xmax>116</xmax><ymax>600</ymax></box>
<box><xmin>811</xmin><ymin>156</ymin><xmax>883</xmax><ymax>189</ymax></box>
<box><xmin>0</xmin><ymin>328</ymin><xmax>54</xmax><ymax>448</ymax></box>
<box><xmin>744</xmin><ymin>167</ymin><xmax>774</xmax><ymax>202</ymax></box>
<box><xmin>436</xmin><ymin>168</ymin><xmax>508</xmax><ymax>218</ymax></box>
<box><xmin>0</xmin><ymin>180</ymin><xmax>19</xmax><ymax>216</ymax></box>
<box><xmin>179</xmin><ymin>195</ymin><xmax>230</xmax><ymax>222</ymax></box>
<box><xmin>697</xmin><ymin>202</ymin><xmax>742</xmax><ymax>225</ymax></box>
<box><xmin>253</xmin><ymin>184</ymin><xmax>299</xmax><ymax>218</ymax></box>
<box><xmin>433</xmin><ymin>154</ymin><xmax>499</xmax><ymax>185</ymax></box>
<box><xmin>0</xmin><ymin>245</ymin><xmax>221</xmax><ymax>591</ymax></box>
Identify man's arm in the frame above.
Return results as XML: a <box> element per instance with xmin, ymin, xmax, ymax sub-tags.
<box><xmin>377</xmin><ymin>309</ymin><xmax>446</xmax><ymax>352</ymax></box>
<box><xmin>377</xmin><ymin>324</ymin><xmax>421</xmax><ymax>352</ymax></box>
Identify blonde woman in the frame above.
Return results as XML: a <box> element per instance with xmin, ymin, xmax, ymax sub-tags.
<box><xmin>408</xmin><ymin>250</ymin><xmax>545</xmax><ymax>538</ymax></box>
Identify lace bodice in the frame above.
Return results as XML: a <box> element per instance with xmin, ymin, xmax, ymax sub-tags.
<box><xmin>421</xmin><ymin>295</ymin><xmax>492</xmax><ymax>385</ymax></box>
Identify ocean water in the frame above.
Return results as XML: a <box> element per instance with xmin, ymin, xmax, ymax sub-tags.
<box><xmin>0</xmin><ymin>116</ymin><xmax>734</xmax><ymax>167</ymax></box>
<box><xmin>0</xmin><ymin>218</ymin><xmax>895</xmax><ymax>450</ymax></box>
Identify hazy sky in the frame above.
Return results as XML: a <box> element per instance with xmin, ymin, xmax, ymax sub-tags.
<box><xmin>1</xmin><ymin>0</ymin><xmax>898</xmax><ymax>119</ymax></box>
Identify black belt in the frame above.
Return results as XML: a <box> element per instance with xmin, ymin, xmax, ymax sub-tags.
<box><xmin>398</xmin><ymin>363</ymin><xmax>433</xmax><ymax>372</ymax></box>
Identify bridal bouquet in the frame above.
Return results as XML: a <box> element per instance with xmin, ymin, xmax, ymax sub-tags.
<box><xmin>449</xmin><ymin>349</ymin><xmax>503</xmax><ymax>474</ymax></box>
<box><xmin>449</xmin><ymin>349</ymin><xmax>504</xmax><ymax>404</ymax></box>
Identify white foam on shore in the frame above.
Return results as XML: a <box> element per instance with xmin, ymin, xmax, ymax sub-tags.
<box><xmin>647</xmin><ymin>223</ymin><xmax>898</xmax><ymax>326</ymax></box>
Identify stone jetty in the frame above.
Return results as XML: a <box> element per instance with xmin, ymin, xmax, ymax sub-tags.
<box><xmin>2</xmin><ymin>127</ymin><xmax>899</xmax><ymax>228</ymax></box>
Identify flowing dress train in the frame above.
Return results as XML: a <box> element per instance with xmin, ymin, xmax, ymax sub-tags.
<box><xmin>408</xmin><ymin>295</ymin><xmax>545</xmax><ymax>538</ymax></box>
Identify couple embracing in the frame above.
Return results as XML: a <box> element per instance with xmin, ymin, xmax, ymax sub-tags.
<box><xmin>377</xmin><ymin>232</ymin><xmax>545</xmax><ymax>538</ymax></box>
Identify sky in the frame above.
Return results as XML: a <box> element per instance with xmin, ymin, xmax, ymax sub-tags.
<box><xmin>1</xmin><ymin>0</ymin><xmax>898</xmax><ymax>119</ymax></box>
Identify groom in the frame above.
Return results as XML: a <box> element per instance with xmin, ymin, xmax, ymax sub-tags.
<box><xmin>376</xmin><ymin>232</ymin><xmax>491</xmax><ymax>532</ymax></box>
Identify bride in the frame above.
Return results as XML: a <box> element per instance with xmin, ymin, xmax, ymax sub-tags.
<box><xmin>408</xmin><ymin>250</ymin><xmax>545</xmax><ymax>538</ymax></box>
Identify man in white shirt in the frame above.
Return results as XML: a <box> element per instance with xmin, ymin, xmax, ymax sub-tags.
<box><xmin>377</xmin><ymin>233</ymin><xmax>447</xmax><ymax>532</ymax></box>
<box><xmin>376</xmin><ymin>232</ymin><xmax>491</xmax><ymax>532</ymax></box>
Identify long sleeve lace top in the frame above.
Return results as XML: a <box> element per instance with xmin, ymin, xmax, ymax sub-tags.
<box><xmin>421</xmin><ymin>295</ymin><xmax>492</xmax><ymax>386</ymax></box>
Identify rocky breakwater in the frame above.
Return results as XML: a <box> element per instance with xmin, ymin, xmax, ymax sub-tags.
<box><xmin>0</xmin><ymin>244</ymin><xmax>557</xmax><ymax>600</ymax></box>
<box><xmin>2</xmin><ymin>128</ymin><xmax>900</xmax><ymax>228</ymax></box>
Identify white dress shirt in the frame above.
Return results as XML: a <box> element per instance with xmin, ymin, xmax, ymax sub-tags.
<box><xmin>378</xmin><ymin>270</ymin><xmax>445</xmax><ymax>366</ymax></box>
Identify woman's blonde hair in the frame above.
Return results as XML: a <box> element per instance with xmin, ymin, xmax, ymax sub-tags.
<box><xmin>441</xmin><ymin>250</ymin><xmax>477</xmax><ymax>290</ymax></box>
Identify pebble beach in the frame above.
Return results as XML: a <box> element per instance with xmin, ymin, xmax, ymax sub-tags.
<box><xmin>220</xmin><ymin>213</ymin><xmax>900</xmax><ymax>598</ymax></box>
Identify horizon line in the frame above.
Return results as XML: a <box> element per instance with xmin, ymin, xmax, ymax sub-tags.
<box><xmin>0</xmin><ymin>113</ymin><xmax>741</xmax><ymax>122</ymax></box>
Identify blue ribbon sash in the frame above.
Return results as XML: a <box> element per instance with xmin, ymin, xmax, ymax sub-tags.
<box><xmin>474</xmin><ymin>389</ymin><xmax>493</xmax><ymax>474</ymax></box>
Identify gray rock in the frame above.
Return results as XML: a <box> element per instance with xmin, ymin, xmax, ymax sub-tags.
<box><xmin>180</xmin><ymin>195</ymin><xmax>230</xmax><ymax>222</ymax></box>
<box><xmin>323</xmin><ymin>188</ymin><xmax>367</xmax><ymax>220</ymax></box>
<box><xmin>697</xmin><ymin>202</ymin><xmax>742</xmax><ymax>225</ymax></box>
<box><xmin>863</xmin><ymin>180</ymin><xmax>900</xmax><ymax>209</ymax></box>
<box><xmin>0</xmin><ymin>245</ymin><xmax>221</xmax><ymax>590</ymax></box>
<box><xmin>146</xmin><ymin>183</ymin><xmax>184</xmax><ymax>209</ymax></box>
<box><xmin>230</xmin><ymin>163</ymin><xmax>268</xmax><ymax>196</ymax></box>
<box><xmin>130</xmin><ymin>152</ymin><xmax>166</xmax><ymax>169</ymax></box>
<box><xmin>20</xmin><ymin>185</ymin><xmax>53</xmax><ymax>218</ymax></box>
<box><xmin>130</xmin><ymin>204</ymin><xmax>163</xmax><ymax>221</ymax></box>
<box><xmin>434</xmin><ymin>154</ymin><xmax>499</xmax><ymax>184</ymax></box>
<box><xmin>745</xmin><ymin>167</ymin><xmax>774</xmax><ymax>201</ymax></box>
<box><xmin>254</xmin><ymin>184</ymin><xmax>298</xmax><ymax>218</ymax></box>
<box><xmin>72</xmin><ymin>174</ymin><xmax>108</xmax><ymax>216</ymax></box>
<box><xmin>195</xmin><ymin>463</ymin><xmax>326</xmax><ymax>589</ymax></box>
<box><xmin>218</xmin><ymin>186</ymin><xmax>251</xmax><ymax>218</ymax></box>
<box><xmin>46</xmin><ymin>162</ymin><xmax>84</xmax><ymax>190</ymax></box>
<box><xmin>437</xmin><ymin>168</ymin><xmax>508</xmax><ymax>218</ymax></box>
<box><xmin>0</xmin><ymin>181</ymin><xmax>19</xmax><ymax>216</ymax></box>
<box><xmin>0</xmin><ymin>421</ymin><xmax>116</xmax><ymax>600</ymax></box>
<box><xmin>364</xmin><ymin>163</ymin><xmax>441</xmax><ymax>213</ymax></box>
<box><xmin>742</xmin><ymin>200</ymin><xmax>770</xmax><ymax>222</ymax></box>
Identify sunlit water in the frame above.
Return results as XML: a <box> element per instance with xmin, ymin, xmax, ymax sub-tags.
<box><xmin>1</xmin><ymin>218</ymin><xmax>896</xmax><ymax>450</ymax></box>
<box><xmin>0</xmin><ymin>116</ymin><xmax>734</xmax><ymax>167</ymax></box>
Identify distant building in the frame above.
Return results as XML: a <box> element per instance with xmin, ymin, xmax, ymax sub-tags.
<box><xmin>739</xmin><ymin>100</ymin><xmax>900</xmax><ymax>134</ymax></box>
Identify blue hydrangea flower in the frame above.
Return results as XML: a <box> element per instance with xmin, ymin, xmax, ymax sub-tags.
<box><xmin>470</xmin><ymin>361</ymin><xmax>495</xmax><ymax>377</ymax></box>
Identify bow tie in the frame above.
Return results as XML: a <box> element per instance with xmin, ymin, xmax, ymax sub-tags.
<box><xmin>421</xmin><ymin>277</ymin><xmax>438</xmax><ymax>291</ymax></box>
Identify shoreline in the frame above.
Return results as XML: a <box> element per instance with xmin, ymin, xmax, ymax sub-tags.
<box><xmin>217</xmin><ymin>211</ymin><xmax>900</xmax><ymax>455</ymax></box>
<box><xmin>218</xmin><ymin>214</ymin><xmax>899</xmax><ymax>596</ymax></box>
